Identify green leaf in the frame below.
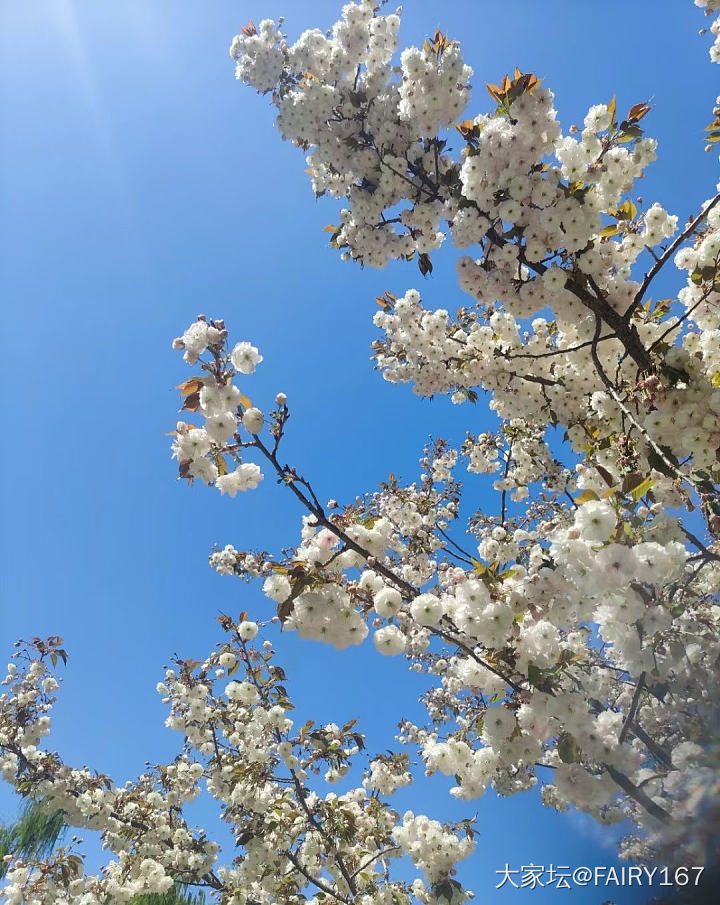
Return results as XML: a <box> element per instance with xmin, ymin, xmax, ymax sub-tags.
<box><xmin>617</xmin><ymin>125</ymin><xmax>644</xmax><ymax>143</ymax></box>
<box><xmin>628</xmin><ymin>476</ymin><xmax>654</xmax><ymax>502</ymax></box>
<box><xmin>558</xmin><ymin>733</ymin><xmax>581</xmax><ymax>764</ymax></box>
<box><xmin>499</xmin><ymin>568</ymin><xmax>519</xmax><ymax>581</ymax></box>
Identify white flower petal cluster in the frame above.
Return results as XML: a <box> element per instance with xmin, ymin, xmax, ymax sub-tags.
<box><xmin>9</xmin><ymin>4</ymin><xmax>720</xmax><ymax>899</ymax></box>
<box><xmin>231</xmin><ymin>341</ymin><xmax>263</xmax><ymax>374</ymax></box>
<box><xmin>170</xmin><ymin>318</ymin><xmax>266</xmax><ymax>497</ymax></box>
<box><xmin>217</xmin><ymin>463</ymin><xmax>264</xmax><ymax>497</ymax></box>
<box><xmin>220</xmin><ymin>0</ymin><xmax>720</xmax><ymax>860</ymax></box>
<box><xmin>229</xmin><ymin>19</ymin><xmax>285</xmax><ymax>93</ymax></box>
<box><xmin>0</xmin><ymin>634</ymin><xmax>473</xmax><ymax>905</ymax></box>
<box><xmin>398</xmin><ymin>44</ymin><xmax>472</xmax><ymax>138</ymax></box>
<box><xmin>363</xmin><ymin>754</ymin><xmax>412</xmax><ymax>795</ymax></box>
<box><xmin>696</xmin><ymin>0</ymin><xmax>720</xmax><ymax>62</ymax></box>
<box><xmin>574</xmin><ymin>499</ymin><xmax>617</xmax><ymax>543</ymax></box>
<box><xmin>373</xmin><ymin>624</ymin><xmax>407</xmax><ymax>655</ymax></box>
<box><xmin>394</xmin><ymin>812</ymin><xmax>473</xmax><ymax>884</ymax></box>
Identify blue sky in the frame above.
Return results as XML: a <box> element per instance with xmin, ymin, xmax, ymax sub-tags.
<box><xmin>1</xmin><ymin>1</ymin><xmax>717</xmax><ymax>902</ymax></box>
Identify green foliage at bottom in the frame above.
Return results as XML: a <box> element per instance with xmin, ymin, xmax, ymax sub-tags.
<box><xmin>125</xmin><ymin>888</ymin><xmax>207</xmax><ymax>905</ymax></box>
<box><xmin>0</xmin><ymin>800</ymin><xmax>67</xmax><ymax>879</ymax></box>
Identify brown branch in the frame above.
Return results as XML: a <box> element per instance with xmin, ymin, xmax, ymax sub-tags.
<box><xmin>490</xmin><ymin>227</ymin><xmax>654</xmax><ymax>373</ymax></box>
<box><xmin>252</xmin><ymin>437</ymin><xmax>525</xmax><ymax>694</ymax></box>
<box><xmin>681</xmin><ymin>526</ymin><xmax>720</xmax><ymax>560</ymax></box>
<box><xmin>436</xmin><ymin>526</ymin><xmax>476</xmax><ymax>563</ymax></box>
<box><xmin>349</xmin><ymin>846</ymin><xmax>401</xmax><ymax>880</ymax></box>
<box><xmin>502</xmin><ymin>334</ymin><xmax>616</xmax><ymax>361</ymax></box>
<box><xmin>508</xmin><ymin>370</ymin><xmax>558</xmax><ymax>387</ymax></box>
<box><xmin>253</xmin><ymin>436</ymin><xmax>417</xmax><ymax>598</ymax></box>
<box><xmin>284</xmin><ymin>849</ymin><xmax>352</xmax><ymax>904</ymax></box>
<box><xmin>589</xmin><ymin>313</ymin><xmax>701</xmax><ymax>494</ymax></box>
<box><xmin>631</xmin><ymin>724</ymin><xmax>674</xmax><ymax>771</ymax></box>
<box><xmin>618</xmin><ymin>671</ymin><xmax>645</xmax><ymax>744</ymax></box>
<box><xmin>604</xmin><ymin>764</ymin><xmax>672</xmax><ymax>825</ymax></box>
<box><xmin>646</xmin><ymin>271</ymin><xmax>720</xmax><ymax>354</ymax></box>
<box><xmin>500</xmin><ymin>443</ymin><xmax>514</xmax><ymax>526</ymax></box>
<box><xmin>627</xmin><ymin>191</ymin><xmax>720</xmax><ymax>320</ymax></box>
<box><xmin>432</xmin><ymin>624</ymin><xmax>523</xmax><ymax>694</ymax></box>
<box><xmin>289</xmin><ymin>770</ymin><xmax>358</xmax><ymax>896</ymax></box>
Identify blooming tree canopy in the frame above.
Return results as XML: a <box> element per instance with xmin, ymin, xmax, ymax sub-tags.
<box><xmin>3</xmin><ymin>1</ymin><xmax>720</xmax><ymax>902</ymax></box>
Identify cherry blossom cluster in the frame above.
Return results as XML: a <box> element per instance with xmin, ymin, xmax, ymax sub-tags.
<box><xmin>4</xmin><ymin>6</ymin><xmax>719</xmax><ymax>903</ymax></box>
<box><xmin>0</xmin><ymin>631</ymin><xmax>476</xmax><ymax>905</ymax></box>
<box><xmin>696</xmin><ymin>0</ymin><xmax>720</xmax><ymax>62</ymax></box>
<box><xmin>229</xmin><ymin>3</ymin><xmax>720</xmax><ymax>501</ymax></box>
<box><xmin>207</xmin><ymin>0</ymin><xmax>720</xmax><ymax>865</ymax></box>
<box><xmin>229</xmin><ymin>2</ymin><xmax>662</xmax><ymax>302</ymax></box>
<box><xmin>170</xmin><ymin>317</ymin><xmax>266</xmax><ymax>497</ymax></box>
<box><xmin>175</xmin><ymin>319</ymin><xmax>718</xmax><ymax>865</ymax></box>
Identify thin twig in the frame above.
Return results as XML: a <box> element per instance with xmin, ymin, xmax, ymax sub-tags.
<box><xmin>284</xmin><ymin>849</ymin><xmax>351</xmax><ymax>904</ymax></box>
<box><xmin>627</xmin><ymin>191</ymin><xmax>720</xmax><ymax>320</ymax></box>
<box><xmin>589</xmin><ymin>314</ymin><xmax>700</xmax><ymax>494</ymax></box>
<box><xmin>647</xmin><ymin>276</ymin><xmax>719</xmax><ymax>354</ymax></box>
<box><xmin>618</xmin><ymin>671</ymin><xmax>645</xmax><ymax>744</ymax></box>
<box><xmin>349</xmin><ymin>846</ymin><xmax>401</xmax><ymax>880</ymax></box>
<box><xmin>503</xmin><ymin>333</ymin><xmax>617</xmax><ymax>361</ymax></box>
<box><xmin>604</xmin><ymin>765</ymin><xmax>671</xmax><ymax>825</ymax></box>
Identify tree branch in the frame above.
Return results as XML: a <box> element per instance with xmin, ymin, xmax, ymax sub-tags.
<box><xmin>627</xmin><ymin>191</ymin><xmax>720</xmax><ymax>320</ymax></box>
<box><xmin>284</xmin><ymin>849</ymin><xmax>352</xmax><ymax>904</ymax></box>
<box><xmin>289</xmin><ymin>770</ymin><xmax>358</xmax><ymax>896</ymax></box>
<box><xmin>349</xmin><ymin>846</ymin><xmax>401</xmax><ymax>880</ymax></box>
<box><xmin>604</xmin><ymin>764</ymin><xmax>672</xmax><ymax>825</ymax></box>
<box><xmin>618</xmin><ymin>671</ymin><xmax>645</xmax><ymax>745</ymax></box>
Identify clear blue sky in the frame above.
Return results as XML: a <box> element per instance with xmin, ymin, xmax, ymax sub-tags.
<box><xmin>1</xmin><ymin>2</ymin><xmax>717</xmax><ymax>902</ymax></box>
